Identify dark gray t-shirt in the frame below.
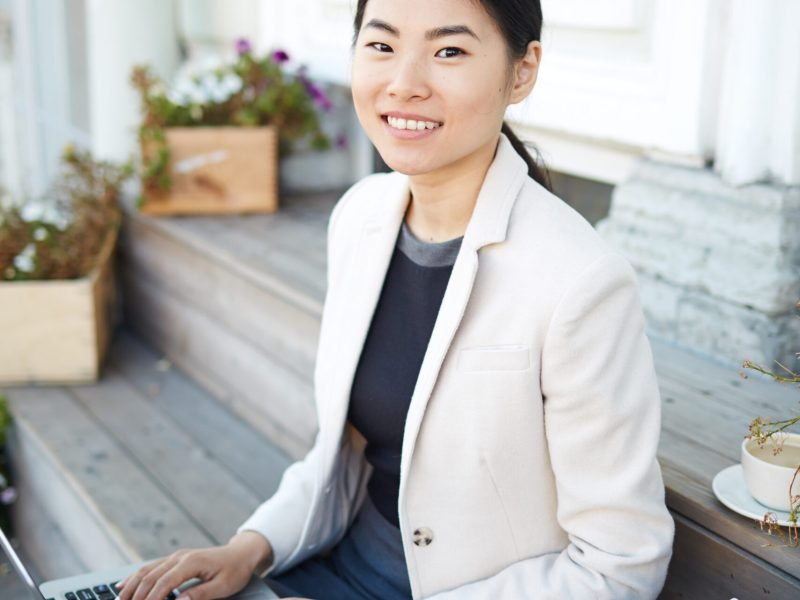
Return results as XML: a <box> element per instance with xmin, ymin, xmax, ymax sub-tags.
<box><xmin>348</xmin><ymin>220</ymin><xmax>463</xmax><ymax>527</ymax></box>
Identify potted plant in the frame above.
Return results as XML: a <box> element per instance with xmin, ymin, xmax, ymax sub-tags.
<box><xmin>741</xmin><ymin>299</ymin><xmax>800</xmax><ymax>546</ymax></box>
<box><xmin>0</xmin><ymin>145</ymin><xmax>132</xmax><ymax>384</ymax></box>
<box><xmin>131</xmin><ymin>39</ymin><xmax>332</xmax><ymax>216</ymax></box>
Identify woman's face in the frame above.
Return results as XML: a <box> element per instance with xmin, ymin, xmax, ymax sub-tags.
<box><xmin>351</xmin><ymin>0</ymin><xmax>527</xmax><ymax>178</ymax></box>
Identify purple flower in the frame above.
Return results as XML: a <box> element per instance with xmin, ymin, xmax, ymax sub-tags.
<box><xmin>306</xmin><ymin>81</ymin><xmax>334</xmax><ymax>112</ymax></box>
<box><xmin>235</xmin><ymin>38</ymin><xmax>252</xmax><ymax>55</ymax></box>
<box><xmin>271</xmin><ymin>49</ymin><xmax>290</xmax><ymax>64</ymax></box>
<box><xmin>335</xmin><ymin>134</ymin><xmax>348</xmax><ymax>150</ymax></box>
<box><xmin>1</xmin><ymin>487</ymin><xmax>17</xmax><ymax>505</ymax></box>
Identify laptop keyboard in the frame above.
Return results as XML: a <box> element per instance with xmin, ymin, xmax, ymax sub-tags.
<box><xmin>59</xmin><ymin>581</ymin><xmax>178</xmax><ymax>600</ymax></box>
<box><xmin>62</xmin><ymin>582</ymin><xmax>119</xmax><ymax>600</ymax></box>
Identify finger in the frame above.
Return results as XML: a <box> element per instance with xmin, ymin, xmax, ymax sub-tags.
<box><xmin>172</xmin><ymin>578</ymin><xmax>225</xmax><ymax>600</ymax></box>
<box><xmin>117</xmin><ymin>560</ymin><xmax>165</xmax><ymax>600</ymax></box>
<box><xmin>144</xmin><ymin>556</ymin><xmax>209</xmax><ymax>600</ymax></box>
<box><xmin>131</xmin><ymin>556</ymin><xmax>184</xmax><ymax>600</ymax></box>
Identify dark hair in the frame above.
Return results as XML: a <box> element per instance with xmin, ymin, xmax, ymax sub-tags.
<box><xmin>353</xmin><ymin>0</ymin><xmax>552</xmax><ymax>191</ymax></box>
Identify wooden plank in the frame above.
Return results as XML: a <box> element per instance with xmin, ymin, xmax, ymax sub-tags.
<box><xmin>7</xmin><ymin>401</ymin><xmax>137</xmax><ymax>571</ymax></box>
<box><xmin>660</xmin><ymin>459</ymin><xmax>800</xmax><ymax>578</ymax></box>
<box><xmin>5</xmin><ymin>387</ymin><xmax>213</xmax><ymax>564</ymax></box>
<box><xmin>122</xmin><ymin>206</ymin><xmax>326</xmax><ymax>311</ymax></box>
<box><xmin>140</xmin><ymin>127</ymin><xmax>279</xmax><ymax>216</ymax></box>
<box><xmin>0</xmin><ymin>230</ymin><xmax>117</xmax><ymax>385</ymax></box>
<box><xmin>652</xmin><ymin>336</ymin><xmax>799</xmax><ymax>416</ymax></box>
<box><xmin>120</xmin><ymin>216</ymin><xmax>321</xmax><ymax>381</ymax></box>
<box><xmin>121</xmin><ymin>269</ymin><xmax>317</xmax><ymax>459</ymax></box>
<box><xmin>107</xmin><ymin>330</ymin><xmax>291</xmax><ymax>499</ymax></box>
<box><xmin>660</xmin><ymin>512</ymin><xmax>800</xmax><ymax>599</ymax></box>
<box><xmin>9</xmin><ymin>463</ymin><xmax>87</xmax><ymax>580</ymax></box>
<box><xmin>70</xmin><ymin>364</ymin><xmax>264</xmax><ymax>545</ymax></box>
<box><xmin>658</xmin><ymin>427</ymin><xmax>734</xmax><ymax>485</ymax></box>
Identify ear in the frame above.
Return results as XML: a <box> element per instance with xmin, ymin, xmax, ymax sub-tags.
<box><xmin>509</xmin><ymin>41</ymin><xmax>542</xmax><ymax>105</ymax></box>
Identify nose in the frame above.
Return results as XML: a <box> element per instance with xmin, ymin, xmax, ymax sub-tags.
<box><xmin>386</xmin><ymin>56</ymin><xmax>431</xmax><ymax>101</ymax></box>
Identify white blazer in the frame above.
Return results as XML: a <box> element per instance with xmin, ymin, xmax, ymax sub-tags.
<box><xmin>239</xmin><ymin>134</ymin><xmax>675</xmax><ymax>599</ymax></box>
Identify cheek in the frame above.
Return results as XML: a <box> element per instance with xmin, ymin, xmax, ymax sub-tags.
<box><xmin>351</xmin><ymin>60</ymin><xmax>385</xmax><ymax>114</ymax></box>
<box><xmin>448</xmin><ymin>78</ymin><xmax>508</xmax><ymax>122</ymax></box>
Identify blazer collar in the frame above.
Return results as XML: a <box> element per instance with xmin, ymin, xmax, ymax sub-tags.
<box><xmin>362</xmin><ymin>133</ymin><xmax>530</xmax><ymax>250</ymax></box>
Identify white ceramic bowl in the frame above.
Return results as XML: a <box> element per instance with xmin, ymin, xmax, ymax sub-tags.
<box><xmin>741</xmin><ymin>432</ymin><xmax>800</xmax><ymax>512</ymax></box>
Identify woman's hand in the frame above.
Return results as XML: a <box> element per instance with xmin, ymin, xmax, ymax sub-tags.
<box><xmin>116</xmin><ymin>531</ymin><xmax>273</xmax><ymax>600</ymax></box>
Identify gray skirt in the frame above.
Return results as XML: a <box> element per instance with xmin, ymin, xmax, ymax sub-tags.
<box><xmin>265</xmin><ymin>495</ymin><xmax>412</xmax><ymax>600</ymax></box>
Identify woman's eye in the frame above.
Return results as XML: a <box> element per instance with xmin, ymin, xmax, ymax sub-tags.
<box><xmin>368</xmin><ymin>42</ymin><xmax>392</xmax><ymax>53</ymax></box>
<box><xmin>435</xmin><ymin>47</ymin><xmax>465</xmax><ymax>59</ymax></box>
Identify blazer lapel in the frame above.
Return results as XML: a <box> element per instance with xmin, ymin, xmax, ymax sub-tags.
<box><xmin>399</xmin><ymin>134</ymin><xmax>529</xmax><ymax>489</ymax></box>
<box><xmin>323</xmin><ymin>176</ymin><xmax>411</xmax><ymax>441</ymax></box>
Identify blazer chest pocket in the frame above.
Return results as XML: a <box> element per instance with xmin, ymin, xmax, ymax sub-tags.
<box><xmin>457</xmin><ymin>345</ymin><xmax>531</xmax><ymax>372</ymax></box>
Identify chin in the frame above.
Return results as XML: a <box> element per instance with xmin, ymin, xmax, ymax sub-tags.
<box><xmin>375</xmin><ymin>148</ymin><xmax>437</xmax><ymax>176</ymax></box>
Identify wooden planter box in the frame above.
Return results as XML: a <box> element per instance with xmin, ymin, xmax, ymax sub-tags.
<box><xmin>0</xmin><ymin>229</ymin><xmax>118</xmax><ymax>385</ymax></box>
<box><xmin>140</xmin><ymin>126</ymin><xmax>279</xmax><ymax>216</ymax></box>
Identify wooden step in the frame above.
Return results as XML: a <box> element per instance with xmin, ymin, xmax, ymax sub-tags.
<box><xmin>118</xmin><ymin>191</ymin><xmax>339</xmax><ymax>459</ymax></box>
<box><xmin>2</xmin><ymin>329</ymin><xmax>291</xmax><ymax>582</ymax></box>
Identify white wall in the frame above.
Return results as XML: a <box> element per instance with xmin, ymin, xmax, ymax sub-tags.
<box><xmin>86</xmin><ymin>0</ymin><xmax>181</xmax><ymax>163</ymax></box>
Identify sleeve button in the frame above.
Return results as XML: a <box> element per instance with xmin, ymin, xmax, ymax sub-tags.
<box><xmin>413</xmin><ymin>527</ymin><xmax>434</xmax><ymax>547</ymax></box>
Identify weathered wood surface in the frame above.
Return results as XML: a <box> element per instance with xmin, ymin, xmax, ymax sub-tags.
<box><xmin>108</xmin><ymin>333</ymin><xmax>291</xmax><ymax>499</ymax></box>
<box><xmin>2</xmin><ymin>329</ymin><xmax>292</xmax><ymax>579</ymax></box>
<box><xmin>653</xmin><ymin>338</ymin><xmax>800</xmax><ymax>593</ymax></box>
<box><xmin>121</xmin><ymin>268</ymin><xmax>316</xmax><ymax>458</ymax></box>
<box><xmin>140</xmin><ymin>126</ymin><xmax>279</xmax><ymax>216</ymax></box>
<box><xmin>7</xmin><ymin>386</ymin><xmax>212</xmax><ymax>567</ymax></box>
<box><xmin>120</xmin><ymin>215</ymin><xmax>321</xmax><ymax>380</ymax></box>
<box><xmin>0</xmin><ymin>229</ymin><xmax>118</xmax><ymax>385</ymax></box>
<box><xmin>661</xmin><ymin>512</ymin><xmax>800</xmax><ymax>599</ymax></box>
<box><xmin>119</xmin><ymin>191</ymin><xmax>334</xmax><ymax>459</ymax></box>
<box><xmin>123</xmin><ymin>191</ymin><xmax>330</xmax><ymax>310</ymax></box>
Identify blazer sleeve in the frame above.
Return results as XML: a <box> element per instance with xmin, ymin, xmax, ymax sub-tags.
<box><xmin>429</xmin><ymin>253</ymin><xmax>674</xmax><ymax>600</ymax></box>
<box><xmin>235</xmin><ymin>176</ymin><xmax>371</xmax><ymax>576</ymax></box>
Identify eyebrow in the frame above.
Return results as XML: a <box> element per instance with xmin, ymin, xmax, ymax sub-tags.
<box><xmin>364</xmin><ymin>19</ymin><xmax>480</xmax><ymax>41</ymax></box>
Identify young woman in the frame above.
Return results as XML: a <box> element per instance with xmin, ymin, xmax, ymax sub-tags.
<box><xmin>118</xmin><ymin>1</ymin><xmax>674</xmax><ymax>598</ymax></box>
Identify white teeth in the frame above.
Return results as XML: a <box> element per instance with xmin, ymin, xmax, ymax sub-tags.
<box><xmin>387</xmin><ymin>116</ymin><xmax>441</xmax><ymax>131</ymax></box>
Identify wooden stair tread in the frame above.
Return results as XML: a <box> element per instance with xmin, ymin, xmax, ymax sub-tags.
<box><xmin>121</xmin><ymin>190</ymin><xmax>340</xmax><ymax>315</ymax></box>
<box><xmin>3</xmin><ymin>328</ymin><xmax>292</xmax><ymax>579</ymax></box>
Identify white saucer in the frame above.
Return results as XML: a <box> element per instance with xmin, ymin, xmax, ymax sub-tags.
<box><xmin>712</xmin><ymin>464</ymin><xmax>797</xmax><ymax>527</ymax></box>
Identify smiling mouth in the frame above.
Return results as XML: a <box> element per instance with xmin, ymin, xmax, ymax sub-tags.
<box><xmin>383</xmin><ymin>115</ymin><xmax>443</xmax><ymax>131</ymax></box>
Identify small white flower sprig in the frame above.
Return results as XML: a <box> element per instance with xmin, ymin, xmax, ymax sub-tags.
<box><xmin>741</xmin><ymin>301</ymin><xmax>800</xmax><ymax>546</ymax></box>
<box><xmin>131</xmin><ymin>39</ymin><xmax>332</xmax><ymax>203</ymax></box>
<box><xmin>0</xmin><ymin>145</ymin><xmax>132</xmax><ymax>281</ymax></box>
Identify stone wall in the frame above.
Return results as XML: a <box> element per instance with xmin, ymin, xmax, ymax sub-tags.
<box><xmin>598</xmin><ymin>160</ymin><xmax>800</xmax><ymax>369</ymax></box>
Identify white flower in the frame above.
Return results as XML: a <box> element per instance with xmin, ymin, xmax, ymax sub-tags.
<box><xmin>167</xmin><ymin>89</ymin><xmax>189</xmax><ymax>106</ymax></box>
<box><xmin>150</xmin><ymin>81</ymin><xmax>167</xmax><ymax>97</ymax></box>
<box><xmin>199</xmin><ymin>56</ymin><xmax>224</xmax><ymax>72</ymax></box>
<box><xmin>40</xmin><ymin>205</ymin><xmax>72</xmax><ymax>230</ymax></box>
<box><xmin>20</xmin><ymin>202</ymin><xmax>45</xmax><ymax>222</ymax></box>
<box><xmin>33</xmin><ymin>227</ymin><xmax>48</xmax><ymax>241</ymax></box>
<box><xmin>13</xmin><ymin>243</ymin><xmax>36</xmax><ymax>273</ymax></box>
<box><xmin>220</xmin><ymin>73</ymin><xmax>243</xmax><ymax>95</ymax></box>
<box><xmin>188</xmin><ymin>84</ymin><xmax>210</xmax><ymax>105</ymax></box>
<box><xmin>211</xmin><ymin>88</ymin><xmax>231</xmax><ymax>104</ymax></box>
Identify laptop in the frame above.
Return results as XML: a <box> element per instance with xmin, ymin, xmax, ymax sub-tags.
<box><xmin>0</xmin><ymin>525</ymin><xmax>278</xmax><ymax>600</ymax></box>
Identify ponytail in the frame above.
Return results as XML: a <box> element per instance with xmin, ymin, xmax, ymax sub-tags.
<box><xmin>502</xmin><ymin>122</ymin><xmax>552</xmax><ymax>192</ymax></box>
